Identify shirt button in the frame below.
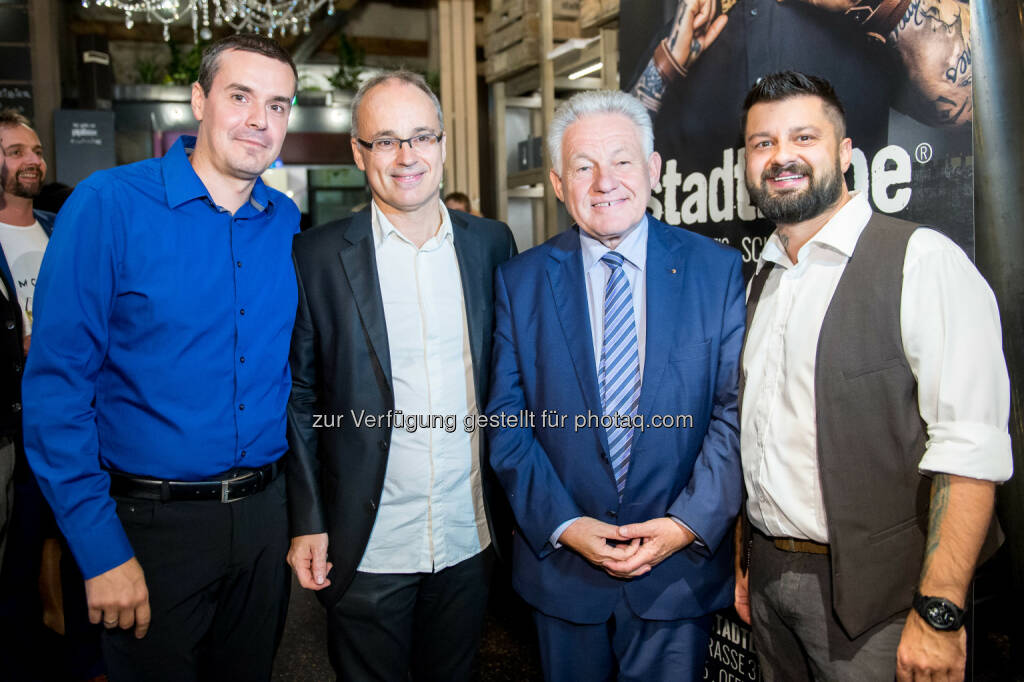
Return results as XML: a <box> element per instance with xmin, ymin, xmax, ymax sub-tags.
<box><xmin>239</xmin><ymin>404</ymin><xmax>245</xmax><ymax>411</ymax></box>
<box><xmin>240</xmin><ymin>308</ymin><xmax>246</xmax><ymax>316</ymax></box>
<box><xmin>240</xmin><ymin>356</ymin><xmax>246</xmax><ymax>364</ymax></box>
<box><xmin>240</xmin><ymin>450</ymin><xmax>247</xmax><ymax>458</ymax></box>
<box><xmin>236</xmin><ymin>260</ymin><xmax>243</xmax><ymax>268</ymax></box>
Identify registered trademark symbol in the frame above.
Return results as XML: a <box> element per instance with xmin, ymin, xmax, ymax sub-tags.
<box><xmin>915</xmin><ymin>142</ymin><xmax>933</xmax><ymax>164</ymax></box>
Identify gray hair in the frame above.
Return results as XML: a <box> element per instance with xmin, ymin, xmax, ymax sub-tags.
<box><xmin>547</xmin><ymin>90</ymin><xmax>654</xmax><ymax>172</ymax></box>
<box><xmin>350</xmin><ymin>70</ymin><xmax>443</xmax><ymax>141</ymax></box>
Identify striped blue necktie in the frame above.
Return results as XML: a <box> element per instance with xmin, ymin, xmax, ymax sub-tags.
<box><xmin>599</xmin><ymin>251</ymin><xmax>641</xmax><ymax>497</ymax></box>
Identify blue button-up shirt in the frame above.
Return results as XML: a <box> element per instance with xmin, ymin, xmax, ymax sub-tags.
<box><xmin>22</xmin><ymin>136</ymin><xmax>299</xmax><ymax>579</ymax></box>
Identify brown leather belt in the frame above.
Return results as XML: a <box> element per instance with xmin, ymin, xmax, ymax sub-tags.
<box><xmin>773</xmin><ymin>537</ymin><xmax>830</xmax><ymax>555</ymax></box>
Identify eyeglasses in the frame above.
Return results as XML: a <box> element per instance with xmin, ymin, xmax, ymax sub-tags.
<box><xmin>355</xmin><ymin>132</ymin><xmax>443</xmax><ymax>154</ymax></box>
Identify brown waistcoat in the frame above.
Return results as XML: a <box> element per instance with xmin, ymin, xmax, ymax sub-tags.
<box><xmin>747</xmin><ymin>213</ymin><xmax>929</xmax><ymax>639</ymax></box>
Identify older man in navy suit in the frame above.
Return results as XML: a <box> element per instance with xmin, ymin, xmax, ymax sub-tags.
<box><xmin>487</xmin><ymin>90</ymin><xmax>745</xmax><ymax>681</ymax></box>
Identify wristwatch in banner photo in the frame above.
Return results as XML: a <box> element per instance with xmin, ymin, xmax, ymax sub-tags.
<box><xmin>912</xmin><ymin>591</ymin><xmax>966</xmax><ymax>631</ymax></box>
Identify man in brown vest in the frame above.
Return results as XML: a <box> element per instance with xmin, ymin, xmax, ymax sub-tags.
<box><xmin>733</xmin><ymin>71</ymin><xmax>1011</xmax><ymax>682</ymax></box>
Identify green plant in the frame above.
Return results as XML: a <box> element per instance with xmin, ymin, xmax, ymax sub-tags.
<box><xmin>164</xmin><ymin>39</ymin><xmax>208</xmax><ymax>86</ymax></box>
<box><xmin>328</xmin><ymin>33</ymin><xmax>364</xmax><ymax>91</ymax></box>
<box><xmin>135</xmin><ymin>57</ymin><xmax>164</xmax><ymax>85</ymax></box>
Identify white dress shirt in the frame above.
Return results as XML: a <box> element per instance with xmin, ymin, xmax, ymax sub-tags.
<box><xmin>358</xmin><ymin>200</ymin><xmax>490</xmax><ymax>573</ymax></box>
<box><xmin>742</xmin><ymin>192</ymin><xmax>1012</xmax><ymax>542</ymax></box>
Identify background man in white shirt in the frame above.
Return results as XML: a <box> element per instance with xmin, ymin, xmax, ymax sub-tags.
<box><xmin>734</xmin><ymin>71</ymin><xmax>1012</xmax><ymax>682</ymax></box>
<box><xmin>0</xmin><ymin>109</ymin><xmax>73</xmax><ymax>680</ymax></box>
<box><xmin>0</xmin><ymin>110</ymin><xmax>54</xmax><ymax>355</ymax></box>
<box><xmin>286</xmin><ymin>70</ymin><xmax>517</xmax><ymax>681</ymax></box>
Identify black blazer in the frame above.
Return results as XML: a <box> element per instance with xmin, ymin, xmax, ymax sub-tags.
<box><xmin>286</xmin><ymin>208</ymin><xmax>517</xmax><ymax>597</ymax></box>
<box><xmin>0</xmin><ymin>268</ymin><xmax>24</xmax><ymax>438</ymax></box>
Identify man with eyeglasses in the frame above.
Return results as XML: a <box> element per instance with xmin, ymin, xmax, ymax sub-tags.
<box><xmin>286</xmin><ymin>69</ymin><xmax>517</xmax><ymax>681</ymax></box>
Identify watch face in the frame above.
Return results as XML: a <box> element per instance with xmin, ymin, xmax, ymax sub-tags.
<box><xmin>926</xmin><ymin>600</ymin><xmax>958</xmax><ymax>628</ymax></box>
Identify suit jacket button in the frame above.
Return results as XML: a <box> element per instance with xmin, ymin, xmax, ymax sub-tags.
<box><xmin>378</xmin><ymin>440</ymin><xmax>388</xmax><ymax>451</ymax></box>
<box><xmin>607</xmin><ymin>510</ymin><xmax>617</xmax><ymax>518</ymax></box>
<box><xmin>5</xmin><ymin>320</ymin><xmax>13</xmax><ymax>330</ymax></box>
<box><xmin>11</xmin><ymin>402</ymin><xmax>21</xmax><ymax>412</ymax></box>
<box><xmin>367</xmin><ymin>500</ymin><xmax>377</xmax><ymax>512</ymax></box>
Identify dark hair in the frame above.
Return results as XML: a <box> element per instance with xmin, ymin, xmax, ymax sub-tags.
<box><xmin>0</xmin><ymin>108</ymin><xmax>33</xmax><ymax>132</ymax></box>
<box><xmin>197</xmin><ymin>34</ymin><xmax>297</xmax><ymax>96</ymax></box>
<box><xmin>443</xmin><ymin>191</ymin><xmax>471</xmax><ymax>208</ymax></box>
<box><xmin>742</xmin><ymin>71</ymin><xmax>846</xmax><ymax>139</ymax></box>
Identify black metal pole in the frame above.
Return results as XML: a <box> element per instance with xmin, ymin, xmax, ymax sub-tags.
<box><xmin>972</xmin><ymin>0</ymin><xmax>1024</xmax><ymax>659</ymax></box>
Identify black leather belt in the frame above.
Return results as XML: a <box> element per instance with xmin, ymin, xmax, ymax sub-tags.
<box><xmin>107</xmin><ymin>461</ymin><xmax>282</xmax><ymax>503</ymax></box>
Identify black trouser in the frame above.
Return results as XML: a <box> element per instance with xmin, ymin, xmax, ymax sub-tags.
<box><xmin>103</xmin><ymin>473</ymin><xmax>290</xmax><ymax>682</ymax></box>
<box><xmin>325</xmin><ymin>547</ymin><xmax>494</xmax><ymax>682</ymax></box>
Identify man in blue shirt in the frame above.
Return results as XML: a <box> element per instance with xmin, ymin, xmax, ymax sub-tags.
<box><xmin>22</xmin><ymin>34</ymin><xmax>300</xmax><ymax>681</ymax></box>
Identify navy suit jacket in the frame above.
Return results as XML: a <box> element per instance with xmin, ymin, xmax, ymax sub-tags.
<box><xmin>486</xmin><ymin>216</ymin><xmax>745</xmax><ymax>624</ymax></box>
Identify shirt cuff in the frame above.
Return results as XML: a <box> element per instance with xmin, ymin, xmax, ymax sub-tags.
<box><xmin>550</xmin><ymin>517</ymin><xmax>580</xmax><ymax>549</ymax></box>
<box><xmin>919</xmin><ymin>421</ymin><xmax>1013</xmax><ymax>482</ymax></box>
<box><xmin>65</xmin><ymin>512</ymin><xmax>136</xmax><ymax>580</ymax></box>
<box><xmin>669</xmin><ymin>515</ymin><xmax>706</xmax><ymax>549</ymax></box>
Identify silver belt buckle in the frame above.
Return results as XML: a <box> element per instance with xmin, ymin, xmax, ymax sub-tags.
<box><xmin>220</xmin><ymin>472</ymin><xmax>252</xmax><ymax>503</ymax></box>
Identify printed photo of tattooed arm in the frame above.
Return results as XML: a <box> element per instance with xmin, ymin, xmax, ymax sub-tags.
<box><xmin>630</xmin><ymin>0</ymin><xmax>728</xmax><ymax>116</ymax></box>
<box><xmin>631</xmin><ymin>0</ymin><xmax>973</xmax><ymax>128</ymax></box>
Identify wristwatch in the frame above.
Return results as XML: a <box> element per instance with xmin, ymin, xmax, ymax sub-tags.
<box><xmin>912</xmin><ymin>591</ymin><xmax>966</xmax><ymax>631</ymax></box>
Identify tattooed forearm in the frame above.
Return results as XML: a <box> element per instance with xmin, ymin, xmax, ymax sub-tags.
<box><xmin>633</xmin><ymin>62</ymin><xmax>668</xmax><ymax>118</ymax></box>
<box><xmin>920</xmin><ymin>473</ymin><xmax>951</xmax><ymax>580</ymax></box>
<box><xmin>916</xmin><ymin>474</ymin><xmax>995</xmax><ymax>606</ymax></box>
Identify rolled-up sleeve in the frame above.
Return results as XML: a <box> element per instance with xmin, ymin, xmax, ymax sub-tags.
<box><xmin>901</xmin><ymin>228</ymin><xmax>1012</xmax><ymax>482</ymax></box>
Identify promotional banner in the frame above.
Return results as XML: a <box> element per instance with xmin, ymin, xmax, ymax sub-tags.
<box><xmin>620</xmin><ymin>0</ymin><xmax>974</xmax><ymax>275</ymax></box>
<box><xmin>619</xmin><ymin>2</ymin><xmax>974</xmax><ymax>678</ymax></box>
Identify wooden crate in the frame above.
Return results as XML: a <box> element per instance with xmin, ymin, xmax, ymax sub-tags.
<box><xmin>485</xmin><ymin>0</ymin><xmax>581</xmax><ymax>35</ymax></box>
<box><xmin>580</xmin><ymin>0</ymin><xmax>618</xmax><ymax>29</ymax></box>
<box><xmin>485</xmin><ymin>14</ymin><xmax>581</xmax><ymax>57</ymax></box>
<box><xmin>486</xmin><ymin>39</ymin><xmax>540</xmax><ymax>81</ymax></box>
<box><xmin>485</xmin><ymin>0</ymin><xmax>582</xmax><ymax>82</ymax></box>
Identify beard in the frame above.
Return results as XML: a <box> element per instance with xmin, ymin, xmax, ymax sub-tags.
<box><xmin>5</xmin><ymin>166</ymin><xmax>43</xmax><ymax>198</ymax></box>
<box><xmin>747</xmin><ymin>159</ymin><xmax>843</xmax><ymax>224</ymax></box>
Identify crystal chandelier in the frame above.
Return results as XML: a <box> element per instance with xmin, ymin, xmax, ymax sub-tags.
<box><xmin>81</xmin><ymin>0</ymin><xmax>337</xmax><ymax>42</ymax></box>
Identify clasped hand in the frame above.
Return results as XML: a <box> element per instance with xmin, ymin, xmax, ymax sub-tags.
<box><xmin>559</xmin><ymin>517</ymin><xmax>695</xmax><ymax>579</ymax></box>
